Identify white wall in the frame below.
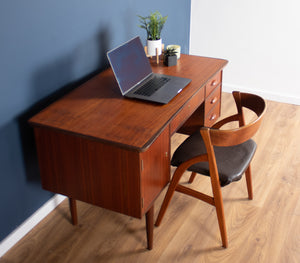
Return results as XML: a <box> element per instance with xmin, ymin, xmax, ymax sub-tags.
<box><xmin>190</xmin><ymin>0</ymin><xmax>300</xmax><ymax>105</ymax></box>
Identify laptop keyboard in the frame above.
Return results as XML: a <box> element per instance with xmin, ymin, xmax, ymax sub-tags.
<box><xmin>133</xmin><ymin>77</ymin><xmax>170</xmax><ymax>97</ymax></box>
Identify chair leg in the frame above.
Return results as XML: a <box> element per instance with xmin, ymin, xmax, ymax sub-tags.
<box><xmin>214</xmin><ymin>192</ymin><xmax>228</xmax><ymax>248</ymax></box>
<box><xmin>155</xmin><ymin>168</ymin><xmax>185</xmax><ymax>227</ymax></box>
<box><xmin>245</xmin><ymin>165</ymin><xmax>253</xmax><ymax>200</ymax></box>
<box><xmin>188</xmin><ymin>172</ymin><xmax>197</xmax><ymax>184</ymax></box>
<box><xmin>210</xmin><ymin>176</ymin><xmax>228</xmax><ymax>248</ymax></box>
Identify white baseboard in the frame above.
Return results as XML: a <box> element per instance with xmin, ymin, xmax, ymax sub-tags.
<box><xmin>223</xmin><ymin>83</ymin><xmax>300</xmax><ymax>105</ymax></box>
<box><xmin>0</xmin><ymin>194</ymin><xmax>66</xmax><ymax>258</ymax></box>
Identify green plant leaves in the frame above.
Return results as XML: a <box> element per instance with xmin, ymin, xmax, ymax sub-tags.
<box><xmin>138</xmin><ymin>11</ymin><xmax>167</xmax><ymax>40</ymax></box>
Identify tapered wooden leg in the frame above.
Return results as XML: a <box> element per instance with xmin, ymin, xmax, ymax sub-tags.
<box><xmin>214</xmin><ymin>193</ymin><xmax>228</xmax><ymax>248</ymax></box>
<box><xmin>155</xmin><ymin>168</ymin><xmax>184</xmax><ymax>227</ymax></box>
<box><xmin>188</xmin><ymin>172</ymin><xmax>197</xmax><ymax>184</ymax></box>
<box><xmin>68</xmin><ymin>197</ymin><xmax>78</xmax><ymax>225</ymax></box>
<box><xmin>145</xmin><ymin>205</ymin><xmax>154</xmax><ymax>250</ymax></box>
<box><xmin>210</xmin><ymin>181</ymin><xmax>228</xmax><ymax>248</ymax></box>
<box><xmin>245</xmin><ymin>165</ymin><xmax>253</xmax><ymax>200</ymax></box>
<box><xmin>209</xmin><ymin>171</ymin><xmax>228</xmax><ymax>248</ymax></box>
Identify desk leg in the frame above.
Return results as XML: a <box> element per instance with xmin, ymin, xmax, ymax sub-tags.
<box><xmin>145</xmin><ymin>205</ymin><xmax>154</xmax><ymax>250</ymax></box>
<box><xmin>68</xmin><ymin>197</ymin><xmax>78</xmax><ymax>225</ymax></box>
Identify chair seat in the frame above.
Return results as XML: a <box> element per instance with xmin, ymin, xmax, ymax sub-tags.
<box><xmin>171</xmin><ymin>132</ymin><xmax>257</xmax><ymax>186</ymax></box>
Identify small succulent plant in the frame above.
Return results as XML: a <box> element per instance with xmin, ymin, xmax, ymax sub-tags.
<box><xmin>164</xmin><ymin>47</ymin><xmax>178</xmax><ymax>57</ymax></box>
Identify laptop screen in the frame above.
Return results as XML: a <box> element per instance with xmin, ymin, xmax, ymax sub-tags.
<box><xmin>107</xmin><ymin>37</ymin><xmax>152</xmax><ymax>95</ymax></box>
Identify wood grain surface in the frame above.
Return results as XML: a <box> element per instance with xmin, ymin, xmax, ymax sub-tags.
<box><xmin>29</xmin><ymin>55</ymin><xmax>227</xmax><ymax>151</ymax></box>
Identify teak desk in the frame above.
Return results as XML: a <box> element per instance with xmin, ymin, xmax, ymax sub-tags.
<box><xmin>29</xmin><ymin>54</ymin><xmax>228</xmax><ymax>250</ymax></box>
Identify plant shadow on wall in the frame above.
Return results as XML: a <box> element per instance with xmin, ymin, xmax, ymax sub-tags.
<box><xmin>18</xmin><ymin>28</ymin><xmax>111</xmax><ymax>183</ymax></box>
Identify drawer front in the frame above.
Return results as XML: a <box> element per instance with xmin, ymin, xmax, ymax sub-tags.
<box><xmin>205</xmin><ymin>85</ymin><xmax>221</xmax><ymax>114</ymax></box>
<box><xmin>206</xmin><ymin>71</ymin><xmax>222</xmax><ymax>96</ymax></box>
<box><xmin>170</xmin><ymin>88</ymin><xmax>205</xmax><ymax>134</ymax></box>
<box><xmin>205</xmin><ymin>102</ymin><xmax>221</xmax><ymax>127</ymax></box>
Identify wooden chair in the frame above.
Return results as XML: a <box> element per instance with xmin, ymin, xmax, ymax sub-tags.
<box><xmin>155</xmin><ymin>91</ymin><xmax>266</xmax><ymax>248</ymax></box>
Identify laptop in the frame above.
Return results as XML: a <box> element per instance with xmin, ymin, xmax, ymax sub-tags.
<box><xmin>107</xmin><ymin>36</ymin><xmax>191</xmax><ymax>104</ymax></box>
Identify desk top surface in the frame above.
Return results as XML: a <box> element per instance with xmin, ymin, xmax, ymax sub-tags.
<box><xmin>29</xmin><ymin>54</ymin><xmax>228</xmax><ymax>151</ymax></box>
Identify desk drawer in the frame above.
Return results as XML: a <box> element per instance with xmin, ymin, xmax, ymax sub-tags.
<box><xmin>170</xmin><ymin>88</ymin><xmax>204</xmax><ymax>134</ymax></box>
<box><xmin>205</xmin><ymin>101</ymin><xmax>220</xmax><ymax>127</ymax></box>
<box><xmin>206</xmin><ymin>71</ymin><xmax>222</xmax><ymax>96</ymax></box>
<box><xmin>205</xmin><ymin>85</ymin><xmax>221</xmax><ymax>114</ymax></box>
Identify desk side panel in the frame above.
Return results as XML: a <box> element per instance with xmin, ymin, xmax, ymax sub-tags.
<box><xmin>34</xmin><ymin>127</ymin><xmax>142</xmax><ymax>218</ymax></box>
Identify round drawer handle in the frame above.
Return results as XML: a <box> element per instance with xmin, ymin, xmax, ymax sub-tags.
<box><xmin>210</xmin><ymin>97</ymin><xmax>218</xmax><ymax>104</ymax></box>
<box><xmin>211</xmin><ymin>80</ymin><xmax>217</xmax><ymax>86</ymax></box>
<box><xmin>209</xmin><ymin>114</ymin><xmax>217</xmax><ymax>121</ymax></box>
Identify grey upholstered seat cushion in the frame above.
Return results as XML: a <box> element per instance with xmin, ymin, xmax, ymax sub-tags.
<box><xmin>171</xmin><ymin>132</ymin><xmax>257</xmax><ymax>187</ymax></box>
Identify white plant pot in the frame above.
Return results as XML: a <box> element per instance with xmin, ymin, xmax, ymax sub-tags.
<box><xmin>147</xmin><ymin>39</ymin><xmax>162</xmax><ymax>56</ymax></box>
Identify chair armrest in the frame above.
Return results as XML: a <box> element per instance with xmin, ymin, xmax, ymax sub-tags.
<box><xmin>174</xmin><ymin>154</ymin><xmax>208</xmax><ymax>171</ymax></box>
<box><xmin>211</xmin><ymin>114</ymin><xmax>240</xmax><ymax>129</ymax></box>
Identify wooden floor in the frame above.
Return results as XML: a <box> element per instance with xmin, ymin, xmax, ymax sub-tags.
<box><xmin>1</xmin><ymin>92</ymin><xmax>299</xmax><ymax>263</ymax></box>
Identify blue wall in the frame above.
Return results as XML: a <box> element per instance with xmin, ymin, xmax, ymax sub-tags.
<box><xmin>0</xmin><ymin>0</ymin><xmax>191</xmax><ymax>241</ymax></box>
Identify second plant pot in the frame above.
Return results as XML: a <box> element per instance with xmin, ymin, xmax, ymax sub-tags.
<box><xmin>164</xmin><ymin>55</ymin><xmax>177</xmax><ymax>66</ymax></box>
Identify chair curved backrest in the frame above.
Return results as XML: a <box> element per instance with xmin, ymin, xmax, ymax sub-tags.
<box><xmin>205</xmin><ymin>91</ymin><xmax>266</xmax><ymax>147</ymax></box>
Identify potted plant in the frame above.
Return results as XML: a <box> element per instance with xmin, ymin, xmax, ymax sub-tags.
<box><xmin>138</xmin><ymin>11</ymin><xmax>167</xmax><ymax>56</ymax></box>
<box><xmin>164</xmin><ymin>47</ymin><xmax>178</xmax><ymax>66</ymax></box>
